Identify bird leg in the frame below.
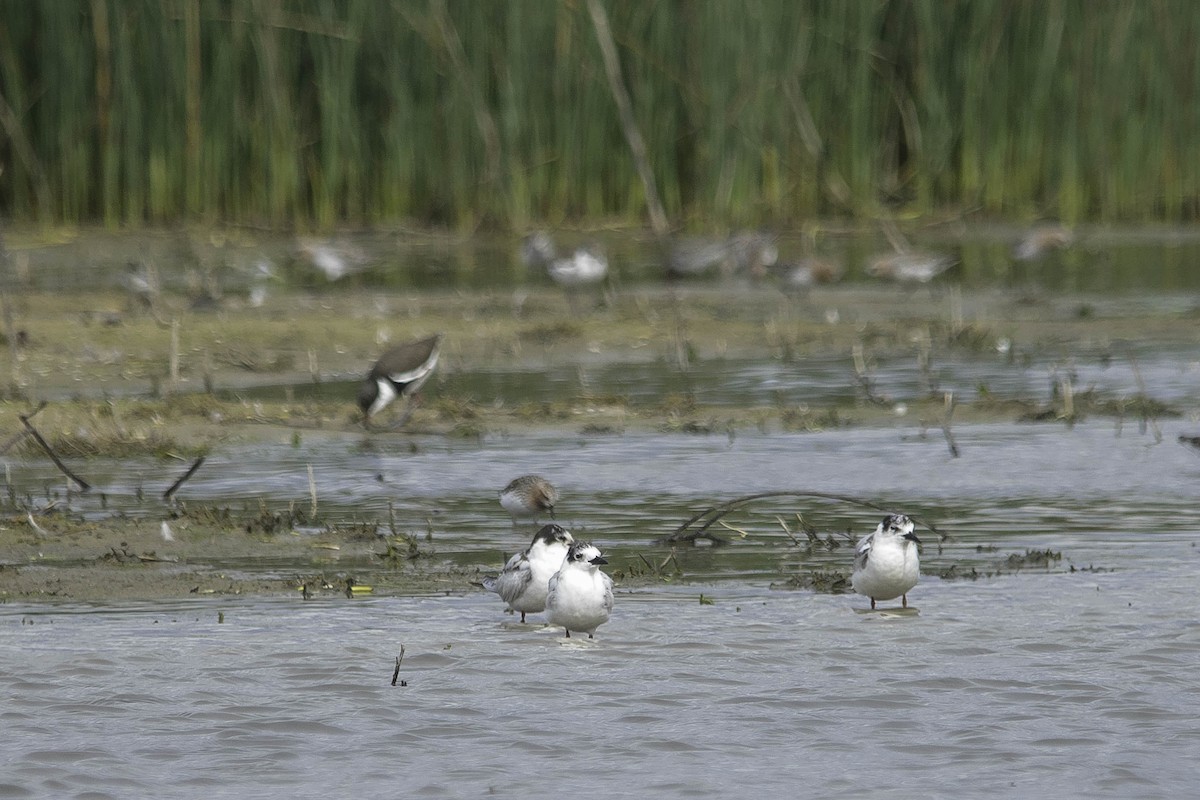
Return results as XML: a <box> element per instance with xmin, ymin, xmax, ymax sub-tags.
<box><xmin>383</xmin><ymin>394</ymin><xmax>420</xmax><ymax>431</ymax></box>
<box><xmin>870</xmin><ymin>597</ymin><xmax>877</xmax><ymax>610</ymax></box>
<box><xmin>902</xmin><ymin>594</ymin><xmax>908</xmax><ymax>608</ymax></box>
<box><xmin>520</xmin><ymin>611</ymin><xmax>526</xmax><ymax>623</ymax></box>
<box><xmin>564</xmin><ymin>629</ymin><xmax>571</xmax><ymax>639</ymax></box>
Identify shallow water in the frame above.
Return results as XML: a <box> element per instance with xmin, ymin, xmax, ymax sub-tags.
<box><xmin>8</xmin><ymin>414</ymin><xmax>1200</xmax><ymax>585</ymax></box>
<box><xmin>2</xmin><ymin>568</ymin><xmax>1198</xmax><ymax>798</ymax></box>
<box><xmin>5</xmin><ymin>418</ymin><xmax>1198</xmax><ymax>798</ymax></box>
<box><xmin>18</xmin><ymin>223</ymin><xmax>1200</xmax><ymax>294</ymax></box>
<box><xmin>5</xmin><ymin>227</ymin><xmax>1200</xmax><ymax>796</ymax></box>
<box><xmin>230</xmin><ymin>338</ymin><xmax>1200</xmax><ymax>412</ymax></box>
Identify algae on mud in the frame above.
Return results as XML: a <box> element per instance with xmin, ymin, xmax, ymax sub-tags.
<box><xmin>0</xmin><ymin>262</ymin><xmax>1188</xmax><ymax>601</ymax></box>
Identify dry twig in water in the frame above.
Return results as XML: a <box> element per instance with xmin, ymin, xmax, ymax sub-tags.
<box><xmin>941</xmin><ymin>392</ymin><xmax>960</xmax><ymax>458</ymax></box>
<box><xmin>852</xmin><ymin>344</ymin><xmax>891</xmax><ymax>406</ymax></box>
<box><xmin>663</xmin><ymin>490</ymin><xmax>948</xmax><ymax>547</ymax></box>
<box><xmin>391</xmin><ymin>645</ymin><xmax>407</xmax><ymax>687</ymax></box>
<box><xmin>162</xmin><ymin>456</ymin><xmax>206</xmax><ymax>501</ymax></box>
<box><xmin>20</xmin><ymin>412</ymin><xmax>90</xmax><ymax>492</ymax></box>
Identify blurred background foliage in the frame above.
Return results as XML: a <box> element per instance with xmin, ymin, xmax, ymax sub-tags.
<box><xmin>0</xmin><ymin>0</ymin><xmax>1195</xmax><ymax>230</ymax></box>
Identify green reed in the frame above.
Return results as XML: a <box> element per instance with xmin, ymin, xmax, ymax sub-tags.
<box><xmin>0</xmin><ymin>0</ymin><xmax>1197</xmax><ymax>228</ymax></box>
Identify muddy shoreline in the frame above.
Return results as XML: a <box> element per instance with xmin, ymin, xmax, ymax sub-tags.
<box><xmin>0</xmin><ymin>266</ymin><xmax>1193</xmax><ymax>602</ymax></box>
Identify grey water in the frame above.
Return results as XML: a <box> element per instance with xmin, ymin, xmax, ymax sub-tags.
<box><xmin>5</xmin><ymin>227</ymin><xmax>1200</xmax><ymax>796</ymax></box>
<box><xmin>4</xmin><ymin>418</ymin><xmax>1200</xmax><ymax>797</ymax></box>
<box><xmin>225</xmin><ymin>339</ymin><xmax>1200</xmax><ymax>412</ymax></box>
<box><xmin>2</xmin><ymin>568</ymin><xmax>1198</xmax><ymax>798</ymax></box>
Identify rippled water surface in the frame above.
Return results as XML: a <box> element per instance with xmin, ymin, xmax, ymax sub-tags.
<box><xmin>4</xmin><ymin>416</ymin><xmax>1200</xmax><ymax>797</ymax></box>
<box><xmin>4</xmin><ymin>229</ymin><xmax>1200</xmax><ymax>796</ymax></box>
<box><xmin>3</xmin><ymin>571</ymin><xmax>1198</xmax><ymax>798</ymax></box>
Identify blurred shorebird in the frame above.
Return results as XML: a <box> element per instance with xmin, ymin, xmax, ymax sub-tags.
<box><xmin>295</xmin><ymin>238</ymin><xmax>368</xmax><ymax>282</ymax></box>
<box><xmin>551</xmin><ymin>246</ymin><xmax>608</xmax><ymax>313</ymax></box>
<box><xmin>499</xmin><ymin>475</ymin><xmax>559</xmax><ymax>524</ymax></box>
<box><xmin>867</xmin><ymin>218</ymin><xmax>957</xmax><ymax>286</ymax></box>
<box><xmin>1012</xmin><ymin>223</ymin><xmax>1074</xmax><ymax>261</ymax></box>
<box><xmin>665</xmin><ymin>236</ymin><xmax>731</xmax><ymax>278</ymax></box>
<box><xmin>246</xmin><ymin>258</ymin><xmax>277</xmax><ymax>308</ymax></box>
<box><xmin>727</xmin><ymin>230</ymin><xmax>779</xmax><ymax>279</ymax></box>
<box><xmin>521</xmin><ymin>231</ymin><xmax>608</xmax><ymax>311</ymax></box>
<box><xmin>773</xmin><ymin>223</ymin><xmax>842</xmax><ymax>293</ymax></box>
<box><xmin>865</xmin><ymin>251</ymin><xmax>957</xmax><ymax>285</ymax></box>
<box><xmin>548</xmin><ymin>245</ymin><xmax>608</xmax><ymax>289</ymax></box>
<box><xmin>851</xmin><ymin>514</ymin><xmax>921</xmax><ymax>610</ymax></box>
<box><xmin>778</xmin><ymin>258</ymin><xmax>843</xmax><ymax>293</ymax></box>
<box><xmin>357</xmin><ymin>333</ymin><xmax>442</xmax><ymax>430</ymax></box>
<box><xmin>482</xmin><ymin>523</ymin><xmax>575</xmax><ymax>623</ymax></box>
<box><xmin>520</xmin><ymin>231</ymin><xmax>558</xmax><ymax>269</ymax></box>
<box><xmin>122</xmin><ymin>261</ymin><xmax>160</xmax><ymax>313</ymax></box>
<box><xmin>665</xmin><ymin>231</ymin><xmax>777</xmax><ymax>280</ymax></box>
<box><xmin>545</xmin><ymin>541</ymin><xmax>614</xmax><ymax>639</ymax></box>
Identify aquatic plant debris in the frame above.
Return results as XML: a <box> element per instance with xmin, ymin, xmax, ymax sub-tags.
<box><xmin>664</xmin><ymin>491</ymin><xmax>948</xmax><ymax>546</ymax></box>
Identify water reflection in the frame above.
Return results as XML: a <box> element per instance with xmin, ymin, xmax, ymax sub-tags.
<box><xmin>6</xmin><ymin>420</ymin><xmax>1196</xmax><ymax>585</ymax></box>
<box><xmin>16</xmin><ymin>225</ymin><xmax>1200</xmax><ymax>293</ymax></box>
<box><xmin>222</xmin><ymin>336</ymin><xmax>1198</xmax><ymax>414</ymax></box>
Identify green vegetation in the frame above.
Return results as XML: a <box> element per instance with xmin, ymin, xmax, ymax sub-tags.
<box><xmin>0</xmin><ymin>1</ymin><xmax>1197</xmax><ymax>226</ymax></box>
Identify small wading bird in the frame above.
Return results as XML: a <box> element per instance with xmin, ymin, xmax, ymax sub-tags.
<box><xmin>522</xmin><ymin>230</ymin><xmax>610</xmax><ymax>283</ymax></box>
<box><xmin>499</xmin><ymin>475</ymin><xmax>559</xmax><ymax>525</ymax></box>
<box><xmin>772</xmin><ymin>222</ymin><xmax>842</xmax><ymax>294</ymax></box>
<box><xmin>357</xmin><ymin>333</ymin><xmax>442</xmax><ymax>430</ymax></box>
<box><xmin>726</xmin><ymin>230</ymin><xmax>779</xmax><ymax>279</ymax></box>
<box><xmin>520</xmin><ymin>231</ymin><xmax>608</xmax><ymax>312</ymax></box>
<box><xmin>777</xmin><ymin>258</ymin><xmax>842</xmax><ymax>294</ymax></box>
<box><xmin>545</xmin><ymin>541</ymin><xmax>614</xmax><ymax>639</ymax></box>
<box><xmin>520</xmin><ymin>231</ymin><xmax>558</xmax><ymax>270</ymax></box>
<box><xmin>1012</xmin><ymin>223</ymin><xmax>1074</xmax><ymax>261</ymax></box>
<box><xmin>851</xmin><ymin>514</ymin><xmax>921</xmax><ymax>610</ymax></box>
<box><xmin>664</xmin><ymin>236</ymin><xmax>731</xmax><ymax>278</ymax></box>
<box><xmin>664</xmin><ymin>231</ymin><xmax>778</xmax><ymax>280</ymax></box>
<box><xmin>482</xmin><ymin>524</ymin><xmax>575</xmax><ymax>623</ymax></box>
<box><xmin>866</xmin><ymin>218</ymin><xmax>957</xmax><ymax>287</ymax></box>
<box><xmin>295</xmin><ymin>237</ymin><xmax>369</xmax><ymax>282</ymax></box>
<box><xmin>548</xmin><ymin>245</ymin><xmax>608</xmax><ymax>289</ymax></box>
<box><xmin>122</xmin><ymin>260</ymin><xmax>160</xmax><ymax>313</ymax></box>
<box><xmin>865</xmin><ymin>251</ymin><xmax>957</xmax><ymax>285</ymax></box>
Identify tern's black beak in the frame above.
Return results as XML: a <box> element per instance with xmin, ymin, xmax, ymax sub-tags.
<box><xmin>903</xmin><ymin>531</ymin><xmax>922</xmax><ymax>545</ymax></box>
<box><xmin>589</xmin><ymin>555</ymin><xmax>608</xmax><ymax>565</ymax></box>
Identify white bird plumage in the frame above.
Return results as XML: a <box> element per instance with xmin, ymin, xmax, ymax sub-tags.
<box><xmin>851</xmin><ymin>514</ymin><xmax>921</xmax><ymax>610</ymax></box>
<box><xmin>545</xmin><ymin>541</ymin><xmax>614</xmax><ymax>639</ymax></box>
<box><xmin>547</xmin><ymin>247</ymin><xmax>608</xmax><ymax>288</ymax></box>
<box><xmin>482</xmin><ymin>524</ymin><xmax>575</xmax><ymax>623</ymax></box>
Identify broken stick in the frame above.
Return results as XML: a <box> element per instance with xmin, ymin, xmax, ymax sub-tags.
<box><xmin>19</xmin><ymin>412</ymin><xmax>90</xmax><ymax>492</ymax></box>
<box><xmin>162</xmin><ymin>455</ymin><xmax>206</xmax><ymax>501</ymax></box>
